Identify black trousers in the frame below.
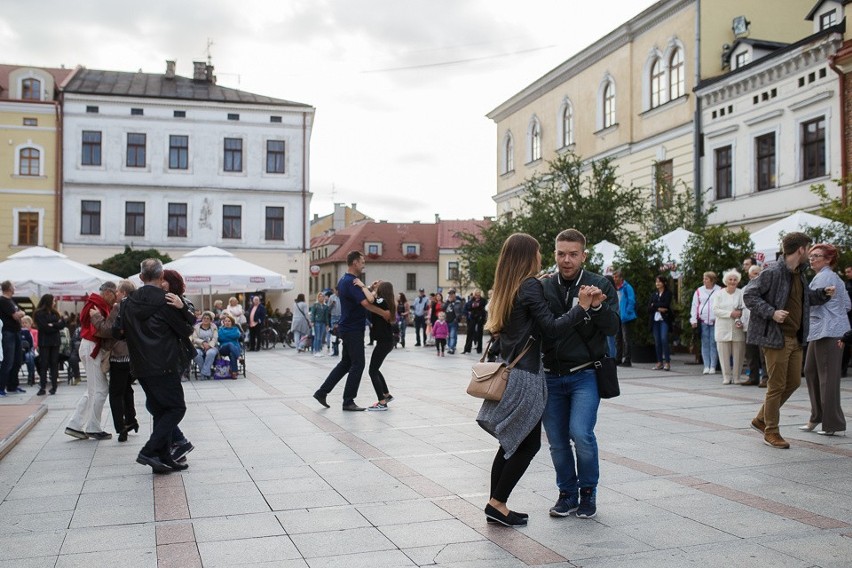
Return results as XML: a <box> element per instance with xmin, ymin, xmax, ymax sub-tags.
<box><xmin>109</xmin><ymin>361</ymin><xmax>136</xmax><ymax>433</ymax></box>
<box><xmin>616</xmin><ymin>320</ymin><xmax>633</xmax><ymax>363</ymax></box>
<box><xmin>414</xmin><ymin>315</ymin><xmax>426</xmax><ymax>345</ymax></box>
<box><xmin>137</xmin><ymin>373</ymin><xmax>185</xmax><ymax>458</ymax></box>
<box><xmin>38</xmin><ymin>345</ymin><xmax>60</xmax><ymax>390</ymax></box>
<box><xmin>490</xmin><ymin>421</ymin><xmax>542</xmax><ymax>503</ymax></box>
<box><xmin>368</xmin><ymin>338</ymin><xmax>394</xmax><ymax>400</ymax></box>
<box><xmin>318</xmin><ymin>330</ymin><xmax>365</xmax><ymax>404</ymax></box>
<box><xmin>463</xmin><ymin>319</ymin><xmax>484</xmax><ymax>353</ymax></box>
<box><xmin>248</xmin><ymin>325</ymin><xmax>261</xmax><ymax>351</ymax></box>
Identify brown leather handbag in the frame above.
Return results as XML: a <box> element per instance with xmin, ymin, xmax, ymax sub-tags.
<box><xmin>467</xmin><ymin>337</ymin><xmax>534</xmax><ymax>401</ymax></box>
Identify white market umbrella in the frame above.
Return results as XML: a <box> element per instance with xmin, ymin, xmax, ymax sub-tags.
<box><xmin>750</xmin><ymin>210</ymin><xmax>843</xmax><ymax>263</ymax></box>
<box><xmin>131</xmin><ymin>246</ymin><xmax>292</xmax><ymax>295</ymax></box>
<box><xmin>590</xmin><ymin>239</ymin><xmax>621</xmax><ymax>275</ymax></box>
<box><xmin>651</xmin><ymin>228</ymin><xmax>696</xmax><ymax>267</ymax></box>
<box><xmin>0</xmin><ymin>246</ymin><xmax>120</xmax><ymax>297</ymax></box>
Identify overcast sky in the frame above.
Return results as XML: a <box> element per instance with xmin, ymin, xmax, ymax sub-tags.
<box><xmin>1</xmin><ymin>0</ymin><xmax>658</xmax><ymax>223</ymax></box>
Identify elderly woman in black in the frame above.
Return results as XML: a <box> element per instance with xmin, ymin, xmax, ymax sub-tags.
<box><xmin>478</xmin><ymin>233</ymin><xmax>601</xmax><ymax>527</ymax></box>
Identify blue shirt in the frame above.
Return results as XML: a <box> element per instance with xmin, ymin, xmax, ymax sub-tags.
<box><xmin>337</xmin><ymin>272</ymin><xmax>367</xmax><ymax>334</ymax></box>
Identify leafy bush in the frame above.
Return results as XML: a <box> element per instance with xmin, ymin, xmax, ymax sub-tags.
<box><xmin>93</xmin><ymin>246</ymin><xmax>173</xmax><ymax>278</ymax></box>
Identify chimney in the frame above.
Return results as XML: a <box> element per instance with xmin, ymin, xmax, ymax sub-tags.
<box><xmin>165</xmin><ymin>60</ymin><xmax>176</xmax><ymax>79</ymax></box>
<box><xmin>434</xmin><ymin>213</ymin><xmax>440</xmax><ymax>223</ymax></box>
<box><xmin>192</xmin><ymin>61</ymin><xmax>207</xmax><ymax>81</ymax></box>
<box><xmin>206</xmin><ymin>63</ymin><xmax>216</xmax><ymax>84</ymax></box>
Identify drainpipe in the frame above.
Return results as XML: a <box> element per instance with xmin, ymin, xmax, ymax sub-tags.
<box><xmin>54</xmin><ymin>99</ymin><xmax>62</xmax><ymax>250</ymax></box>
<box><xmin>693</xmin><ymin>0</ymin><xmax>703</xmax><ymax>216</ymax></box>
<box><xmin>301</xmin><ymin>111</ymin><xmax>307</xmax><ymax>253</ymax></box>
<box><xmin>829</xmin><ymin>51</ymin><xmax>849</xmax><ymax>208</ymax></box>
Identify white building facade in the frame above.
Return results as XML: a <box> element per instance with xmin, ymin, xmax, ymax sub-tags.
<box><xmin>696</xmin><ymin>25</ymin><xmax>845</xmax><ymax>231</ymax></box>
<box><xmin>60</xmin><ymin>63</ymin><xmax>315</xmax><ymax>305</ymax></box>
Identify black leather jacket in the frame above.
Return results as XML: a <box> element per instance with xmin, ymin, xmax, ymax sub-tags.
<box><xmin>114</xmin><ymin>285</ymin><xmax>195</xmax><ymax>378</ymax></box>
<box><xmin>494</xmin><ymin>277</ymin><xmax>589</xmax><ymax>372</ymax></box>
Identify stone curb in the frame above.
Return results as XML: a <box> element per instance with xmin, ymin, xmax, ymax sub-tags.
<box><xmin>0</xmin><ymin>403</ymin><xmax>47</xmax><ymax>460</ymax></box>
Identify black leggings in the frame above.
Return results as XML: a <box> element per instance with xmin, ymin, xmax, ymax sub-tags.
<box><xmin>38</xmin><ymin>345</ymin><xmax>60</xmax><ymax>390</ymax></box>
<box><xmin>109</xmin><ymin>361</ymin><xmax>136</xmax><ymax>433</ymax></box>
<box><xmin>369</xmin><ymin>339</ymin><xmax>394</xmax><ymax>400</ymax></box>
<box><xmin>490</xmin><ymin>421</ymin><xmax>541</xmax><ymax>503</ymax></box>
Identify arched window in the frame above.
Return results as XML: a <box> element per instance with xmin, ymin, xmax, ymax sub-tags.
<box><xmin>503</xmin><ymin>132</ymin><xmax>514</xmax><ymax>173</ymax></box>
<box><xmin>19</xmin><ymin>148</ymin><xmax>40</xmax><ymax>176</ymax></box>
<box><xmin>603</xmin><ymin>81</ymin><xmax>616</xmax><ymax>128</ymax></box>
<box><xmin>21</xmin><ymin>78</ymin><xmax>41</xmax><ymax>101</ymax></box>
<box><xmin>669</xmin><ymin>48</ymin><xmax>685</xmax><ymax>99</ymax></box>
<box><xmin>528</xmin><ymin>117</ymin><xmax>542</xmax><ymax>162</ymax></box>
<box><xmin>561</xmin><ymin>101</ymin><xmax>574</xmax><ymax>147</ymax></box>
<box><xmin>650</xmin><ymin>58</ymin><xmax>664</xmax><ymax>108</ymax></box>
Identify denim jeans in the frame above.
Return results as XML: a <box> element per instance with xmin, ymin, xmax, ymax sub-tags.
<box><xmin>606</xmin><ymin>336</ymin><xmax>617</xmax><ymax>358</ymax></box>
<box><xmin>447</xmin><ymin>321</ymin><xmax>459</xmax><ymax>351</ymax></box>
<box><xmin>219</xmin><ymin>343</ymin><xmax>240</xmax><ymax>372</ymax></box>
<box><xmin>542</xmin><ymin>369</ymin><xmax>600</xmax><ymax>492</ymax></box>
<box><xmin>700</xmin><ymin>322</ymin><xmax>718</xmax><ymax>369</ymax></box>
<box><xmin>652</xmin><ymin>321</ymin><xmax>670</xmax><ymax>363</ymax></box>
<box><xmin>313</xmin><ymin>323</ymin><xmax>327</xmax><ymax>353</ymax></box>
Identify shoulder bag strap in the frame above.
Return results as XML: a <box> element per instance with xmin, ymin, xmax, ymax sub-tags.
<box><xmin>478</xmin><ymin>338</ymin><xmax>494</xmax><ymax>363</ymax></box>
<box><xmin>506</xmin><ymin>336</ymin><xmax>535</xmax><ymax>369</ymax></box>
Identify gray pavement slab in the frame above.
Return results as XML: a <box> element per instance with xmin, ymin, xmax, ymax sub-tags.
<box><xmin>0</xmin><ymin>339</ymin><xmax>849</xmax><ymax>567</ymax></box>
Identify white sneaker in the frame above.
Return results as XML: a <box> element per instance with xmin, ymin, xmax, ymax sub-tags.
<box><xmin>703</xmin><ymin>368</ymin><xmax>710</xmax><ymax>375</ymax></box>
<box><xmin>708</xmin><ymin>369</ymin><xmax>717</xmax><ymax>375</ymax></box>
<box><xmin>722</xmin><ymin>378</ymin><xmax>731</xmax><ymax>385</ymax></box>
<box><xmin>313</xmin><ymin>352</ymin><xmax>324</xmax><ymax>358</ymax></box>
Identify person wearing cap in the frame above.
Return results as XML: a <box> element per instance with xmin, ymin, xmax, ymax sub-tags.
<box><xmin>65</xmin><ymin>281</ymin><xmax>117</xmax><ymax>440</ymax></box>
<box><xmin>443</xmin><ymin>289</ymin><xmax>464</xmax><ymax>354</ymax></box>
<box><xmin>412</xmin><ymin>288</ymin><xmax>430</xmax><ymax>347</ymax></box>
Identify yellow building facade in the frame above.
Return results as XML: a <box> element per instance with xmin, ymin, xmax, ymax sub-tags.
<box><xmin>488</xmin><ymin>0</ymin><xmax>815</xmax><ymax>220</ymax></box>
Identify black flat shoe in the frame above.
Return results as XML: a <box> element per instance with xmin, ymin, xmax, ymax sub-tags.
<box><xmin>160</xmin><ymin>455</ymin><xmax>189</xmax><ymax>471</ymax></box>
<box><xmin>486</xmin><ymin>510</ymin><xmax>528</xmax><ymax>523</ymax></box>
<box><xmin>136</xmin><ymin>453</ymin><xmax>172</xmax><ymax>474</ymax></box>
<box><xmin>484</xmin><ymin>504</ymin><xmax>527</xmax><ymax>527</ymax></box>
<box><xmin>124</xmin><ymin>420</ymin><xmax>139</xmax><ymax>434</ymax></box>
<box><xmin>118</xmin><ymin>431</ymin><xmax>128</xmax><ymax>443</ymax></box>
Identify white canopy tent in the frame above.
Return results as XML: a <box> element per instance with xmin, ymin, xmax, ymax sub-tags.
<box><xmin>0</xmin><ymin>247</ymin><xmax>121</xmax><ymax>297</ymax></box>
<box><xmin>651</xmin><ymin>227</ymin><xmax>696</xmax><ymax>267</ymax></box>
<box><xmin>130</xmin><ymin>246</ymin><xmax>293</xmax><ymax>306</ymax></box>
<box><xmin>590</xmin><ymin>239</ymin><xmax>621</xmax><ymax>275</ymax></box>
<box><xmin>750</xmin><ymin>210</ymin><xmax>842</xmax><ymax>264</ymax></box>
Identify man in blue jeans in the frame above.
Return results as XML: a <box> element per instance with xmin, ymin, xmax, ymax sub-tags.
<box><xmin>541</xmin><ymin>229</ymin><xmax>620</xmax><ymax>519</ymax></box>
<box><xmin>443</xmin><ymin>289</ymin><xmax>464</xmax><ymax>354</ymax></box>
<box><xmin>314</xmin><ymin>251</ymin><xmax>394</xmax><ymax>411</ymax></box>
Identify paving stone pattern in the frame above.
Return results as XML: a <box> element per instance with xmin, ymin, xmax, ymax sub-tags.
<box><xmin>0</xmin><ymin>333</ymin><xmax>850</xmax><ymax>567</ymax></box>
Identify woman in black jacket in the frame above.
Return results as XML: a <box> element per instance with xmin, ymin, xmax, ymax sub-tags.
<box><xmin>33</xmin><ymin>294</ymin><xmax>66</xmax><ymax>395</ymax></box>
<box><xmin>477</xmin><ymin>233</ymin><xmax>601</xmax><ymax>527</ymax></box>
<box><xmin>649</xmin><ymin>275</ymin><xmax>674</xmax><ymax>371</ymax></box>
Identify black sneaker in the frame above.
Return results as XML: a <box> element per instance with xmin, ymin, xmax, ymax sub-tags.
<box><xmin>171</xmin><ymin>441</ymin><xmax>194</xmax><ymax>462</ymax></box>
<box><xmin>549</xmin><ymin>491</ymin><xmax>579</xmax><ymax>517</ymax></box>
<box><xmin>576</xmin><ymin>487</ymin><xmax>597</xmax><ymax>518</ymax></box>
<box><xmin>85</xmin><ymin>431</ymin><xmax>113</xmax><ymax>441</ymax></box>
<box><xmin>37</xmin><ymin>389</ymin><xmax>46</xmax><ymax>396</ymax></box>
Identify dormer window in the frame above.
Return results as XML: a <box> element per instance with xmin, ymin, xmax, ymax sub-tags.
<box><xmin>366</xmin><ymin>242</ymin><xmax>382</xmax><ymax>257</ymax></box>
<box><xmin>21</xmin><ymin>78</ymin><xmax>41</xmax><ymax>101</ymax></box>
<box><xmin>734</xmin><ymin>51</ymin><xmax>750</xmax><ymax>69</ymax></box>
<box><xmin>403</xmin><ymin>243</ymin><xmax>420</xmax><ymax>258</ymax></box>
<box><xmin>820</xmin><ymin>9</ymin><xmax>837</xmax><ymax>30</ymax></box>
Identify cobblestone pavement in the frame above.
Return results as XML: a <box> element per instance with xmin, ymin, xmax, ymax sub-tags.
<box><xmin>1</xmin><ymin>335</ymin><xmax>850</xmax><ymax>567</ymax></box>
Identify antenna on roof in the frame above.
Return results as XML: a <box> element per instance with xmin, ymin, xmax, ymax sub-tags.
<box><xmin>205</xmin><ymin>38</ymin><xmax>214</xmax><ymax>65</ymax></box>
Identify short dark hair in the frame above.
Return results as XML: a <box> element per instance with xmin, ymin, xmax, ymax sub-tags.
<box><xmin>1</xmin><ymin>280</ymin><xmax>12</xmax><ymax>293</ymax></box>
<box><xmin>162</xmin><ymin>269</ymin><xmax>185</xmax><ymax>296</ymax></box>
<box><xmin>781</xmin><ymin>231</ymin><xmax>811</xmax><ymax>256</ymax></box>
<box><xmin>555</xmin><ymin>229</ymin><xmax>586</xmax><ymax>248</ymax></box>
<box><xmin>346</xmin><ymin>251</ymin><xmax>363</xmax><ymax>266</ymax></box>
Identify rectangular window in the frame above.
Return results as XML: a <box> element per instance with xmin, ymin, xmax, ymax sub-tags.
<box><xmin>125</xmin><ymin>201</ymin><xmax>145</xmax><ymax>237</ymax></box>
<box><xmin>227</xmin><ymin>113</ymin><xmax>240</xmax><ymax>121</ymax></box>
<box><xmin>801</xmin><ymin>117</ymin><xmax>826</xmax><ymax>181</ymax></box>
<box><xmin>368</xmin><ymin>244</ymin><xmax>379</xmax><ymax>255</ymax></box>
<box><xmin>654</xmin><ymin>159</ymin><xmax>674</xmax><ymax>208</ymax></box>
<box><xmin>714</xmin><ymin>146</ymin><xmax>733</xmax><ymax>200</ymax></box>
<box><xmin>167</xmin><ymin>203</ymin><xmax>188</xmax><ymax>237</ymax></box>
<box><xmin>126</xmin><ymin>133</ymin><xmax>146</xmax><ymax>167</ymax></box>
<box><xmin>223</xmin><ymin>205</ymin><xmax>242</xmax><ymax>239</ymax></box>
<box><xmin>270</xmin><ymin>115</ymin><xmax>282</xmax><ymax>123</ymax></box>
<box><xmin>173</xmin><ymin>110</ymin><xmax>186</xmax><ymax>118</ymax></box>
<box><xmin>86</xmin><ymin>105</ymin><xmax>99</xmax><ymax>113</ymax></box>
<box><xmin>448</xmin><ymin>261</ymin><xmax>460</xmax><ymax>281</ymax></box>
<box><xmin>19</xmin><ymin>148</ymin><xmax>39</xmax><ymax>176</ymax></box>
<box><xmin>406</xmin><ymin>245</ymin><xmax>417</xmax><ymax>255</ymax></box>
<box><xmin>755</xmin><ymin>133</ymin><xmax>776</xmax><ymax>191</ymax></box>
<box><xmin>266</xmin><ymin>140</ymin><xmax>286</xmax><ymax>173</ymax></box>
<box><xmin>820</xmin><ymin>10</ymin><xmax>837</xmax><ymax>30</ymax></box>
<box><xmin>223</xmin><ymin>138</ymin><xmax>243</xmax><ymax>172</ymax></box>
<box><xmin>130</xmin><ymin>108</ymin><xmax>143</xmax><ymax>116</ymax></box>
<box><xmin>406</xmin><ymin>273</ymin><xmax>416</xmax><ymax>291</ymax></box>
<box><xmin>22</xmin><ymin>117</ymin><xmax>37</xmax><ymax>126</ymax></box>
<box><xmin>735</xmin><ymin>52</ymin><xmax>750</xmax><ymax>68</ymax></box>
<box><xmin>81</xmin><ymin>130</ymin><xmax>102</xmax><ymax>166</ymax></box>
<box><xmin>18</xmin><ymin>212</ymin><xmax>39</xmax><ymax>246</ymax></box>
<box><xmin>169</xmin><ymin>135</ymin><xmax>188</xmax><ymax>170</ymax></box>
<box><xmin>265</xmin><ymin>206</ymin><xmax>285</xmax><ymax>240</ymax></box>
<box><xmin>81</xmin><ymin>200</ymin><xmax>101</xmax><ymax>235</ymax></box>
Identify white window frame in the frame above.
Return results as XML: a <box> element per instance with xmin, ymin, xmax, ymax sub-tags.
<box><xmin>795</xmin><ymin>109</ymin><xmax>831</xmax><ymax>182</ymax></box>
<box><xmin>666</xmin><ymin>43</ymin><xmax>685</xmax><ymax>100</ymax></box>
<box><xmin>17</xmin><ymin>72</ymin><xmax>47</xmax><ymax>101</ymax></box>
<box><xmin>557</xmin><ymin>97</ymin><xmax>574</xmax><ymax>148</ymax></box>
<box><xmin>597</xmin><ymin>75</ymin><xmax>617</xmax><ymax>130</ymax></box>
<box><xmin>12</xmin><ymin>207</ymin><xmax>44</xmax><ymax>246</ymax></box>
<box><xmin>502</xmin><ymin>131</ymin><xmax>514</xmax><ymax>174</ymax></box>
<box><xmin>527</xmin><ymin>116</ymin><xmax>542</xmax><ymax>163</ymax></box>
<box><xmin>751</xmin><ymin>126</ymin><xmax>780</xmax><ymax>193</ymax></box>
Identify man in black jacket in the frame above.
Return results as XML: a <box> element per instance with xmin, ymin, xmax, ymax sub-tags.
<box><xmin>443</xmin><ymin>289</ymin><xmax>464</xmax><ymax>354</ymax></box>
<box><xmin>118</xmin><ymin>258</ymin><xmax>195</xmax><ymax>473</ymax></box>
<box><xmin>540</xmin><ymin>229</ymin><xmax>620</xmax><ymax>520</ymax></box>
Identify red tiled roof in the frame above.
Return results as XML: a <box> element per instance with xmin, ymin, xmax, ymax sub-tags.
<box><xmin>0</xmin><ymin>64</ymin><xmax>75</xmax><ymax>100</ymax></box>
<box><xmin>437</xmin><ymin>219</ymin><xmax>491</xmax><ymax>249</ymax></box>
<box><xmin>311</xmin><ymin>221</ymin><xmax>439</xmax><ymax>265</ymax></box>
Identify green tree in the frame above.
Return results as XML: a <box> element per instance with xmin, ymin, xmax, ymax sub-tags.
<box><xmin>612</xmin><ymin>237</ymin><xmax>669</xmax><ymax>347</ymax></box>
<box><xmin>456</xmin><ymin>217</ymin><xmax>518</xmax><ymax>293</ymax></box>
<box><xmin>94</xmin><ymin>246</ymin><xmax>173</xmax><ymax>278</ymax></box>
<box><xmin>678</xmin><ymin>226</ymin><xmax>754</xmax><ymax>350</ymax></box>
<box><xmin>808</xmin><ymin>181</ymin><xmax>852</xmax><ymax>269</ymax></box>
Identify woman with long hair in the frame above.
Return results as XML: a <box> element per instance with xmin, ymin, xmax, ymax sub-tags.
<box><xmin>800</xmin><ymin>243</ymin><xmax>850</xmax><ymax>435</ymax></box>
<box><xmin>310</xmin><ymin>293</ymin><xmax>331</xmax><ymax>357</ymax></box>
<box><xmin>478</xmin><ymin>233</ymin><xmax>601</xmax><ymax>527</ymax></box>
<box><xmin>649</xmin><ymin>275</ymin><xmax>673</xmax><ymax>371</ymax></box>
<box><xmin>396</xmin><ymin>292</ymin><xmax>410</xmax><ymax>348</ymax></box>
<box><xmin>366</xmin><ymin>281</ymin><xmax>397</xmax><ymax>410</ymax></box>
<box><xmin>32</xmin><ymin>293</ymin><xmax>66</xmax><ymax>395</ymax></box>
<box><xmin>291</xmin><ymin>293</ymin><xmax>311</xmax><ymax>352</ymax></box>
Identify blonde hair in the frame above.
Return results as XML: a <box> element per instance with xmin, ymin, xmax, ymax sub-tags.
<box><xmin>485</xmin><ymin>233</ymin><xmax>541</xmax><ymax>334</ymax></box>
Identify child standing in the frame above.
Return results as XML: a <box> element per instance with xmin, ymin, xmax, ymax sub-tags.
<box><xmin>367</xmin><ymin>281</ymin><xmax>397</xmax><ymax>411</ymax></box>
<box><xmin>432</xmin><ymin>312</ymin><xmax>449</xmax><ymax>356</ymax></box>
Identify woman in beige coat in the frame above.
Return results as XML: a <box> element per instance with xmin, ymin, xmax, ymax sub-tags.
<box><xmin>714</xmin><ymin>269</ymin><xmax>746</xmax><ymax>384</ymax></box>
